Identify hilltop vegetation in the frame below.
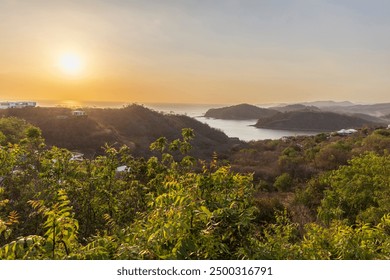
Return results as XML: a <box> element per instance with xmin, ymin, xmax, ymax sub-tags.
<box><xmin>0</xmin><ymin>113</ymin><xmax>390</xmax><ymax>260</ymax></box>
<box><xmin>204</xmin><ymin>102</ymin><xmax>388</xmax><ymax>132</ymax></box>
<box><xmin>254</xmin><ymin>111</ymin><xmax>382</xmax><ymax>131</ymax></box>
<box><xmin>204</xmin><ymin>103</ymin><xmax>278</xmax><ymax>120</ymax></box>
<box><xmin>2</xmin><ymin>105</ymin><xmax>233</xmax><ymax>158</ymax></box>
<box><xmin>271</xmin><ymin>104</ymin><xmax>321</xmax><ymax>113</ymax></box>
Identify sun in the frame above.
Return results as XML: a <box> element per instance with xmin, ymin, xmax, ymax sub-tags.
<box><xmin>58</xmin><ymin>53</ymin><xmax>84</xmax><ymax>76</ymax></box>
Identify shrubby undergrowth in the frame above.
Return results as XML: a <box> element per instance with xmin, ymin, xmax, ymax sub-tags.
<box><xmin>0</xmin><ymin>117</ymin><xmax>390</xmax><ymax>259</ymax></box>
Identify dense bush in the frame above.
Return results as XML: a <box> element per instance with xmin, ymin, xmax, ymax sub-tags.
<box><xmin>1</xmin><ymin>118</ymin><xmax>390</xmax><ymax>259</ymax></box>
<box><xmin>318</xmin><ymin>152</ymin><xmax>390</xmax><ymax>225</ymax></box>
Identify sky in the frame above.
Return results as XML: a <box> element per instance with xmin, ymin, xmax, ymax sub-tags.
<box><xmin>1</xmin><ymin>0</ymin><xmax>390</xmax><ymax>105</ymax></box>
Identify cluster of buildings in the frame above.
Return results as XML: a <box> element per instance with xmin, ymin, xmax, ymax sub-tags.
<box><xmin>0</xmin><ymin>101</ymin><xmax>36</xmax><ymax>109</ymax></box>
<box><xmin>0</xmin><ymin>101</ymin><xmax>87</xmax><ymax>118</ymax></box>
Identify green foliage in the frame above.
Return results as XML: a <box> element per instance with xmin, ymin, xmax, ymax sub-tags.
<box><xmin>278</xmin><ymin>146</ymin><xmax>305</xmax><ymax>178</ymax></box>
<box><xmin>150</xmin><ymin>128</ymin><xmax>194</xmax><ymax>155</ymax></box>
<box><xmin>29</xmin><ymin>190</ymin><xmax>79</xmax><ymax>259</ymax></box>
<box><xmin>274</xmin><ymin>173</ymin><xmax>293</xmax><ymax>192</ymax></box>
<box><xmin>314</xmin><ymin>133</ymin><xmax>328</xmax><ymax>143</ymax></box>
<box><xmin>314</xmin><ymin>140</ymin><xmax>352</xmax><ymax>170</ymax></box>
<box><xmin>361</xmin><ymin>131</ymin><xmax>390</xmax><ymax>154</ymax></box>
<box><xmin>248</xmin><ymin>211</ymin><xmax>390</xmax><ymax>260</ymax></box>
<box><xmin>374</xmin><ymin>129</ymin><xmax>390</xmax><ymax>137</ymax></box>
<box><xmin>0</xmin><ymin>117</ymin><xmax>42</xmax><ymax>145</ymax></box>
<box><xmin>250</xmin><ymin>210</ymin><xmax>301</xmax><ymax>259</ymax></box>
<box><xmin>253</xmin><ymin>196</ymin><xmax>284</xmax><ymax>224</ymax></box>
<box><xmin>0</xmin><ymin>187</ymin><xmax>19</xmax><ymax>244</ymax></box>
<box><xmin>301</xmin><ymin>214</ymin><xmax>390</xmax><ymax>259</ymax></box>
<box><xmin>318</xmin><ymin>152</ymin><xmax>390</xmax><ymax>225</ymax></box>
<box><xmin>1</xmin><ymin>189</ymin><xmax>78</xmax><ymax>259</ymax></box>
<box><xmin>0</xmin><ymin>132</ymin><xmax>5</xmax><ymax>144</ymax></box>
<box><xmin>1</xmin><ymin>125</ymin><xmax>390</xmax><ymax>260</ymax></box>
<box><xmin>0</xmin><ymin>235</ymin><xmax>46</xmax><ymax>260</ymax></box>
<box><xmin>121</xmin><ymin>133</ymin><xmax>257</xmax><ymax>260</ymax></box>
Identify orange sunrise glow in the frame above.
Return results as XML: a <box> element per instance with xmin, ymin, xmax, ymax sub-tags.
<box><xmin>1</xmin><ymin>1</ymin><xmax>390</xmax><ymax>271</ymax></box>
<box><xmin>0</xmin><ymin>1</ymin><xmax>390</xmax><ymax>105</ymax></box>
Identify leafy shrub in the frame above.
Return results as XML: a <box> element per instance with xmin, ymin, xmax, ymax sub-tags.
<box><xmin>318</xmin><ymin>152</ymin><xmax>390</xmax><ymax>225</ymax></box>
<box><xmin>274</xmin><ymin>173</ymin><xmax>293</xmax><ymax>192</ymax></box>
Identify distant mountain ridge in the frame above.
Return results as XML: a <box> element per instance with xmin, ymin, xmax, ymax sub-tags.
<box><xmin>320</xmin><ymin>103</ymin><xmax>390</xmax><ymax>117</ymax></box>
<box><xmin>301</xmin><ymin>101</ymin><xmax>355</xmax><ymax>107</ymax></box>
<box><xmin>272</xmin><ymin>104</ymin><xmax>321</xmax><ymax>113</ymax></box>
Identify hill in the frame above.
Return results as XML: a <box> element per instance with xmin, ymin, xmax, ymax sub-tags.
<box><xmin>254</xmin><ymin>111</ymin><xmax>382</xmax><ymax>131</ymax></box>
<box><xmin>204</xmin><ymin>103</ymin><xmax>278</xmax><ymax>120</ymax></box>
<box><xmin>302</xmin><ymin>100</ymin><xmax>355</xmax><ymax>108</ymax></box>
<box><xmin>85</xmin><ymin>105</ymin><xmax>233</xmax><ymax>157</ymax></box>
<box><xmin>1</xmin><ymin>105</ymin><xmax>234</xmax><ymax>158</ymax></box>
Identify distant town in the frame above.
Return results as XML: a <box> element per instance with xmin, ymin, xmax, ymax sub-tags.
<box><xmin>0</xmin><ymin>101</ymin><xmax>37</xmax><ymax>109</ymax></box>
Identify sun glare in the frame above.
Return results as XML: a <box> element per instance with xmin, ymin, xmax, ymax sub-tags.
<box><xmin>59</xmin><ymin>100</ymin><xmax>82</xmax><ymax>108</ymax></box>
<box><xmin>58</xmin><ymin>53</ymin><xmax>83</xmax><ymax>76</ymax></box>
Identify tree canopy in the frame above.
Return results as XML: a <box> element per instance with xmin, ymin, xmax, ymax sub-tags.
<box><xmin>1</xmin><ymin>117</ymin><xmax>390</xmax><ymax>260</ymax></box>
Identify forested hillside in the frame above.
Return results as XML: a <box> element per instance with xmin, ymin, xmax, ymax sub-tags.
<box><xmin>0</xmin><ymin>116</ymin><xmax>390</xmax><ymax>260</ymax></box>
<box><xmin>204</xmin><ymin>104</ymin><xmax>278</xmax><ymax>120</ymax></box>
<box><xmin>1</xmin><ymin>105</ymin><xmax>233</xmax><ymax>158</ymax></box>
<box><xmin>254</xmin><ymin>111</ymin><xmax>383</xmax><ymax>131</ymax></box>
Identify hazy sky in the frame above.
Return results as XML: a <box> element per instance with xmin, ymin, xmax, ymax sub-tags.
<box><xmin>1</xmin><ymin>0</ymin><xmax>390</xmax><ymax>105</ymax></box>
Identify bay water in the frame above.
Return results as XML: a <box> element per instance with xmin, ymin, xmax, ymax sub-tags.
<box><xmin>37</xmin><ymin>100</ymin><xmax>319</xmax><ymax>142</ymax></box>
<box><xmin>144</xmin><ymin>103</ymin><xmax>319</xmax><ymax>142</ymax></box>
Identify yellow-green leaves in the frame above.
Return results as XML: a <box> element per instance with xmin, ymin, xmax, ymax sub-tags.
<box><xmin>318</xmin><ymin>152</ymin><xmax>390</xmax><ymax>225</ymax></box>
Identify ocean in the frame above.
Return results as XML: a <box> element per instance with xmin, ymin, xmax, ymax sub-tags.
<box><xmin>36</xmin><ymin>100</ymin><xmax>319</xmax><ymax>142</ymax></box>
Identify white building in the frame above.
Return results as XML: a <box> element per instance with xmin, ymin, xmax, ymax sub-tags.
<box><xmin>116</xmin><ymin>165</ymin><xmax>130</xmax><ymax>173</ymax></box>
<box><xmin>71</xmin><ymin>110</ymin><xmax>87</xmax><ymax>117</ymax></box>
<box><xmin>70</xmin><ymin>152</ymin><xmax>84</xmax><ymax>161</ymax></box>
<box><xmin>337</xmin><ymin>128</ymin><xmax>358</xmax><ymax>135</ymax></box>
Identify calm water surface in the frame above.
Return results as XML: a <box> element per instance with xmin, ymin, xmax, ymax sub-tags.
<box><xmin>194</xmin><ymin>117</ymin><xmax>318</xmax><ymax>141</ymax></box>
<box><xmin>145</xmin><ymin>103</ymin><xmax>319</xmax><ymax>141</ymax></box>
